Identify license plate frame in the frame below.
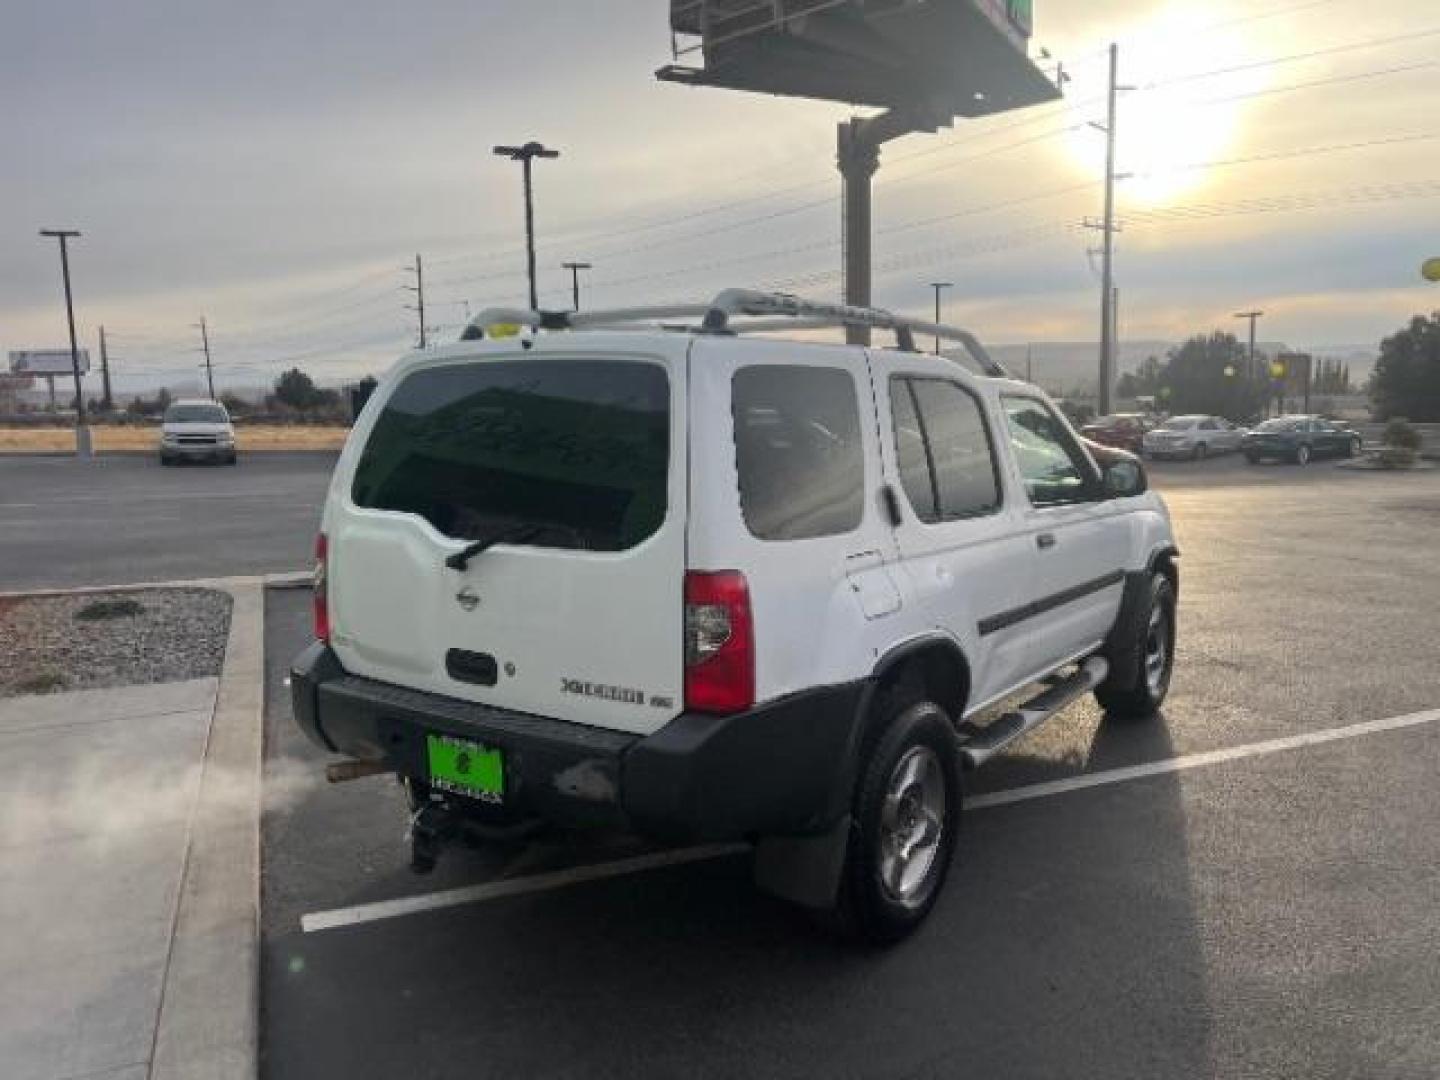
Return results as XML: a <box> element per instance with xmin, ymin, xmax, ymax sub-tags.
<box><xmin>425</xmin><ymin>733</ymin><xmax>505</xmax><ymax>805</ymax></box>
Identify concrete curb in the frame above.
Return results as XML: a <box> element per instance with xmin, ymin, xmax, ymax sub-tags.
<box><xmin>0</xmin><ymin>572</ymin><xmax>308</xmax><ymax>601</ymax></box>
<box><xmin>149</xmin><ymin>577</ymin><xmax>265</xmax><ymax>1080</ymax></box>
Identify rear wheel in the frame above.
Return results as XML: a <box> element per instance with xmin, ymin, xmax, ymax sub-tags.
<box><xmin>1294</xmin><ymin>443</ymin><xmax>1311</xmax><ymax>465</ymax></box>
<box><xmin>1245</xmin><ymin>452</ymin><xmax>1260</xmax><ymax>465</ymax></box>
<box><xmin>1193</xmin><ymin>442</ymin><xmax>1208</xmax><ymax>461</ymax></box>
<box><xmin>1346</xmin><ymin>437</ymin><xmax>1361</xmax><ymax>458</ymax></box>
<box><xmin>829</xmin><ymin>693</ymin><xmax>959</xmax><ymax>945</ymax></box>
<box><xmin>1097</xmin><ymin>573</ymin><xmax>1175</xmax><ymax>721</ymax></box>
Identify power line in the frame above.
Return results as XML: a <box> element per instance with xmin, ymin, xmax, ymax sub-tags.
<box><xmin>1137</xmin><ymin>24</ymin><xmax>1440</xmax><ymax>93</ymax></box>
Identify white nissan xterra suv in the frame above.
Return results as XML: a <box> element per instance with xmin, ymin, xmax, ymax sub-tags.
<box><xmin>291</xmin><ymin>289</ymin><xmax>1178</xmax><ymax>944</ymax></box>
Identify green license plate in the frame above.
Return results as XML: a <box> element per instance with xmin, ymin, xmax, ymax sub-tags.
<box><xmin>425</xmin><ymin>734</ymin><xmax>504</xmax><ymax>804</ymax></box>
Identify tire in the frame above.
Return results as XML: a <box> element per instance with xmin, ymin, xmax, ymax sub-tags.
<box><xmin>1294</xmin><ymin>443</ymin><xmax>1311</xmax><ymax>466</ymax></box>
<box><xmin>159</xmin><ymin>456</ymin><xmax>174</xmax><ymax>467</ymax></box>
<box><xmin>1245</xmin><ymin>452</ymin><xmax>1259</xmax><ymax>465</ymax></box>
<box><xmin>1346</xmin><ymin>437</ymin><xmax>1360</xmax><ymax>459</ymax></box>
<box><xmin>829</xmin><ymin>692</ymin><xmax>960</xmax><ymax>945</ymax></box>
<box><xmin>1096</xmin><ymin>573</ymin><xmax>1176</xmax><ymax>721</ymax></box>
<box><xmin>1193</xmin><ymin>442</ymin><xmax>1208</xmax><ymax>461</ymax></box>
<box><xmin>225</xmin><ymin>454</ymin><xmax>238</xmax><ymax>466</ymax></box>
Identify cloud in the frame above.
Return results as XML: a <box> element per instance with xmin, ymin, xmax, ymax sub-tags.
<box><xmin>3</xmin><ymin>0</ymin><xmax>1437</xmax><ymax>388</ymax></box>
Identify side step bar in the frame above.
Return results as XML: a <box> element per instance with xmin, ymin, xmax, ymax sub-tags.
<box><xmin>959</xmin><ymin>657</ymin><xmax>1109</xmax><ymax>770</ymax></box>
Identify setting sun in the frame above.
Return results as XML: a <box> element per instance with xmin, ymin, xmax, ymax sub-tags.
<box><xmin>1064</xmin><ymin>5</ymin><xmax>1272</xmax><ymax>205</ymax></box>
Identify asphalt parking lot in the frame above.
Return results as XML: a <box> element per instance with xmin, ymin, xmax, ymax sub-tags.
<box><xmin>0</xmin><ymin>451</ymin><xmax>335</xmax><ymax>590</ymax></box>
<box><xmin>260</xmin><ymin>458</ymin><xmax>1440</xmax><ymax>1079</ymax></box>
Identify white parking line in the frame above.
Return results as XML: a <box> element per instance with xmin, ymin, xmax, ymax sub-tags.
<box><xmin>300</xmin><ymin>707</ymin><xmax>1439</xmax><ymax>934</ymax></box>
<box><xmin>301</xmin><ymin>843</ymin><xmax>748</xmax><ymax>933</ymax></box>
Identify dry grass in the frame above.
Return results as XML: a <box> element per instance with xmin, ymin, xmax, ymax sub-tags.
<box><xmin>0</xmin><ymin>424</ymin><xmax>349</xmax><ymax>452</ymax></box>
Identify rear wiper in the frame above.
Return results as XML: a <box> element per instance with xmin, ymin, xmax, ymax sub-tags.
<box><xmin>445</xmin><ymin>523</ymin><xmax>545</xmax><ymax>571</ymax></box>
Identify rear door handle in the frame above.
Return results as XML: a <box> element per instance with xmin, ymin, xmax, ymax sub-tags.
<box><xmin>1036</xmin><ymin>532</ymin><xmax>1057</xmax><ymax>550</ymax></box>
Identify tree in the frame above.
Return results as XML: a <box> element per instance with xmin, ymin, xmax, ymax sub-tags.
<box><xmin>273</xmin><ymin>367</ymin><xmax>323</xmax><ymax>411</ymax></box>
<box><xmin>219</xmin><ymin>391</ymin><xmax>249</xmax><ymax>416</ymax></box>
<box><xmin>1369</xmin><ymin>312</ymin><xmax>1440</xmax><ymax>421</ymax></box>
<box><xmin>1116</xmin><ymin>355</ymin><xmax>1163</xmax><ymax>402</ymax></box>
<box><xmin>1157</xmin><ymin>332</ymin><xmax>1267</xmax><ymax>421</ymax></box>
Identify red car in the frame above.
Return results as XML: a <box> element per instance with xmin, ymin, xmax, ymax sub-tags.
<box><xmin>1081</xmin><ymin>413</ymin><xmax>1153</xmax><ymax>453</ymax></box>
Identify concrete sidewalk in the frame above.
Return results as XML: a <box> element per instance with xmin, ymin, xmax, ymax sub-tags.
<box><xmin>0</xmin><ymin>579</ymin><xmax>263</xmax><ymax>1080</ymax></box>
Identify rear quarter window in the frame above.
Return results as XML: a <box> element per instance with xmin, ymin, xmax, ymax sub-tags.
<box><xmin>732</xmin><ymin>365</ymin><xmax>864</xmax><ymax>541</ymax></box>
<box><xmin>351</xmin><ymin>358</ymin><xmax>669</xmax><ymax>552</ymax></box>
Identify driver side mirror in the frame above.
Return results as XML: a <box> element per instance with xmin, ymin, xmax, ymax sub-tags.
<box><xmin>1104</xmin><ymin>459</ymin><xmax>1147</xmax><ymax>498</ymax></box>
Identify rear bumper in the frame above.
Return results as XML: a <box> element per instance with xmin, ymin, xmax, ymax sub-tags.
<box><xmin>290</xmin><ymin>641</ymin><xmax>867</xmax><ymax>841</ymax></box>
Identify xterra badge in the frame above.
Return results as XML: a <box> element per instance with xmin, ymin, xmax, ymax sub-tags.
<box><xmin>560</xmin><ymin>677</ymin><xmax>646</xmax><ymax>706</ymax></box>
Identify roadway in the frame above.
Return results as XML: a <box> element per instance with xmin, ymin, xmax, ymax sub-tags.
<box><xmin>0</xmin><ymin>452</ymin><xmax>335</xmax><ymax>590</ymax></box>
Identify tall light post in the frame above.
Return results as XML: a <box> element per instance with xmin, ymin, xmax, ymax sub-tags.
<box><xmin>929</xmin><ymin>281</ymin><xmax>952</xmax><ymax>354</ymax></box>
<box><xmin>562</xmin><ymin>261</ymin><xmax>592</xmax><ymax>311</ymax></box>
<box><xmin>1234</xmin><ymin>309</ymin><xmax>1264</xmax><ymax>415</ymax></box>
<box><xmin>39</xmin><ymin>228</ymin><xmax>89</xmax><ymax>457</ymax></box>
<box><xmin>493</xmin><ymin>142</ymin><xmax>560</xmax><ymax>311</ymax></box>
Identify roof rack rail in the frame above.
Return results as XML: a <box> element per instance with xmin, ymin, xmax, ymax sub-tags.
<box><xmin>459</xmin><ymin>288</ymin><xmax>1010</xmax><ymax>378</ymax></box>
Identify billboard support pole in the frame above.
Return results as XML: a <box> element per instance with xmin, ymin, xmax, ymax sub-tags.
<box><xmin>39</xmin><ymin>228</ymin><xmax>89</xmax><ymax>457</ymax></box>
<box><xmin>838</xmin><ymin>110</ymin><xmax>929</xmax><ymax>346</ymax></box>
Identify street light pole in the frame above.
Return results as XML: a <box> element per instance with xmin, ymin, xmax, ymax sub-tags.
<box><xmin>929</xmin><ymin>282</ymin><xmax>953</xmax><ymax>354</ymax></box>
<box><xmin>1234</xmin><ymin>309</ymin><xmax>1264</xmax><ymax>414</ymax></box>
<box><xmin>39</xmin><ymin>228</ymin><xmax>89</xmax><ymax>457</ymax></box>
<box><xmin>562</xmin><ymin>261</ymin><xmax>592</xmax><ymax>311</ymax></box>
<box><xmin>494</xmin><ymin>142</ymin><xmax>560</xmax><ymax>311</ymax></box>
<box><xmin>195</xmin><ymin>316</ymin><xmax>216</xmax><ymax>399</ymax></box>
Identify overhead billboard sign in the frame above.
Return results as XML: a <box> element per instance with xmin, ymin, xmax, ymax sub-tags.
<box><xmin>9</xmin><ymin>349</ymin><xmax>91</xmax><ymax>376</ymax></box>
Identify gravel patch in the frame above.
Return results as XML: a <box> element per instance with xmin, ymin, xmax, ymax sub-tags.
<box><xmin>0</xmin><ymin>587</ymin><xmax>232</xmax><ymax>697</ymax></box>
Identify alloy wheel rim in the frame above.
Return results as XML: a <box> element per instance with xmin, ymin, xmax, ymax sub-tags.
<box><xmin>1144</xmin><ymin>604</ymin><xmax>1170</xmax><ymax>697</ymax></box>
<box><xmin>877</xmin><ymin>745</ymin><xmax>945</xmax><ymax>909</ymax></box>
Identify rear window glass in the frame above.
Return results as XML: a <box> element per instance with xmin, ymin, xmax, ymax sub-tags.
<box><xmin>351</xmin><ymin>359</ymin><xmax>669</xmax><ymax>552</ymax></box>
<box><xmin>732</xmin><ymin>365</ymin><xmax>864</xmax><ymax>541</ymax></box>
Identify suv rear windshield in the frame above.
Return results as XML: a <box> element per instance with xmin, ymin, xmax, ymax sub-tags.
<box><xmin>164</xmin><ymin>404</ymin><xmax>227</xmax><ymax>423</ymax></box>
<box><xmin>351</xmin><ymin>359</ymin><xmax>669</xmax><ymax>552</ymax></box>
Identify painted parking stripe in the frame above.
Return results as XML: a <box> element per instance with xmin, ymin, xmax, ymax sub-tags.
<box><xmin>300</xmin><ymin>707</ymin><xmax>1439</xmax><ymax>934</ymax></box>
<box><xmin>301</xmin><ymin>843</ymin><xmax>749</xmax><ymax>933</ymax></box>
<box><xmin>965</xmin><ymin>708</ymin><xmax>1439</xmax><ymax>810</ymax></box>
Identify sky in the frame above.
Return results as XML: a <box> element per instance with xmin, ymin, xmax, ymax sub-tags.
<box><xmin>2</xmin><ymin>0</ymin><xmax>1437</xmax><ymax>392</ymax></box>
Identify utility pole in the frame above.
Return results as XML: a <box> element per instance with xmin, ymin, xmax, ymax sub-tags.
<box><xmin>1026</xmin><ymin>343</ymin><xmax>1034</xmax><ymax>383</ymax></box>
<box><xmin>1234</xmin><ymin>309</ymin><xmax>1263</xmax><ymax>415</ymax></box>
<box><xmin>404</xmin><ymin>254</ymin><xmax>427</xmax><ymax>348</ymax></box>
<box><xmin>98</xmin><ymin>325</ymin><xmax>113</xmax><ymax>412</ymax></box>
<box><xmin>494</xmin><ymin>142</ymin><xmax>560</xmax><ymax>311</ymax></box>
<box><xmin>1096</xmin><ymin>43</ymin><xmax>1121</xmax><ymax>417</ymax></box>
<box><xmin>196</xmin><ymin>316</ymin><xmax>215</xmax><ymax>399</ymax></box>
<box><xmin>562</xmin><ymin>261</ymin><xmax>592</xmax><ymax>311</ymax></box>
<box><xmin>929</xmin><ymin>282</ymin><xmax>953</xmax><ymax>353</ymax></box>
<box><xmin>39</xmin><ymin>228</ymin><xmax>89</xmax><ymax>457</ymax></box>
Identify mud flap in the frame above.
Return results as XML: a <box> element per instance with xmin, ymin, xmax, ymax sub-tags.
<box><xmin>753</xmin><ymin>815</ymin><xmax>852</xmax><ymax>909</ymax></box>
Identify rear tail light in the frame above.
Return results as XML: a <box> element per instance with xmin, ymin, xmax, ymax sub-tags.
<box><xmin>684</xmin><ymin>571</ymin><xmax>753</xmax><ymax>714</ymax></box>
<box><xmin>313</xmin><ymin>533</ymin><xmax>330</xmax><ymax>643</ymax></box>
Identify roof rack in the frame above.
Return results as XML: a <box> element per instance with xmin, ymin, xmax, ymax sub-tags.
<box><xmin>458</xmin><ymin>288</ymin><xmax>1011</xmax><ymax>378</ymax></box>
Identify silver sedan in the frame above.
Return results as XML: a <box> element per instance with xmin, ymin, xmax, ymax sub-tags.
<box><xmin>1141</xmin><ymin>415</ymin><xmax>1245</xmax><ymax>460</ymax></box>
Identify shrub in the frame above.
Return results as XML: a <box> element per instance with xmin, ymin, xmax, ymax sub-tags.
<box><xmin>1383</xmin><ymin>418</ymin><xmax>1422</xmax><ymax>451</ymax></box>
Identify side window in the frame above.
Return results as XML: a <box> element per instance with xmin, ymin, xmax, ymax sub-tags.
<box><xmin>890</xmin><ymin>379</ymin><xmax>937</xmax><ymax>521</ymax></box>
<box><xmin>732</xmin><ymin>365</ymin><xmax>864</xmax><ymax>541</ymax></box>
<box><xmin>1001</xmin><ymin>396</ymin><xmax>1098</xmax><ymax>506</ymax></box>
<box><xmin>1199</xmin><ymin>418</ymin><xmax>1219</xmax><ymax>431</ymax></box>
<box><xmin>889</xmin><ymin>377</ymin><xmax>1001</xmax><ymax>523</ymax></box>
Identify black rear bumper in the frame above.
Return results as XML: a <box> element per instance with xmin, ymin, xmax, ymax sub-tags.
<box><xmin>290</xmin><ymin>641</ymin><xmax>868</xmax><ymax>841</ymax></box>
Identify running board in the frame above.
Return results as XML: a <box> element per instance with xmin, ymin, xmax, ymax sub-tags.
<box><xmin>959</xmin><ymin>657</ymin><xmax>1109</xmax><ymax>770</ymax></box>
